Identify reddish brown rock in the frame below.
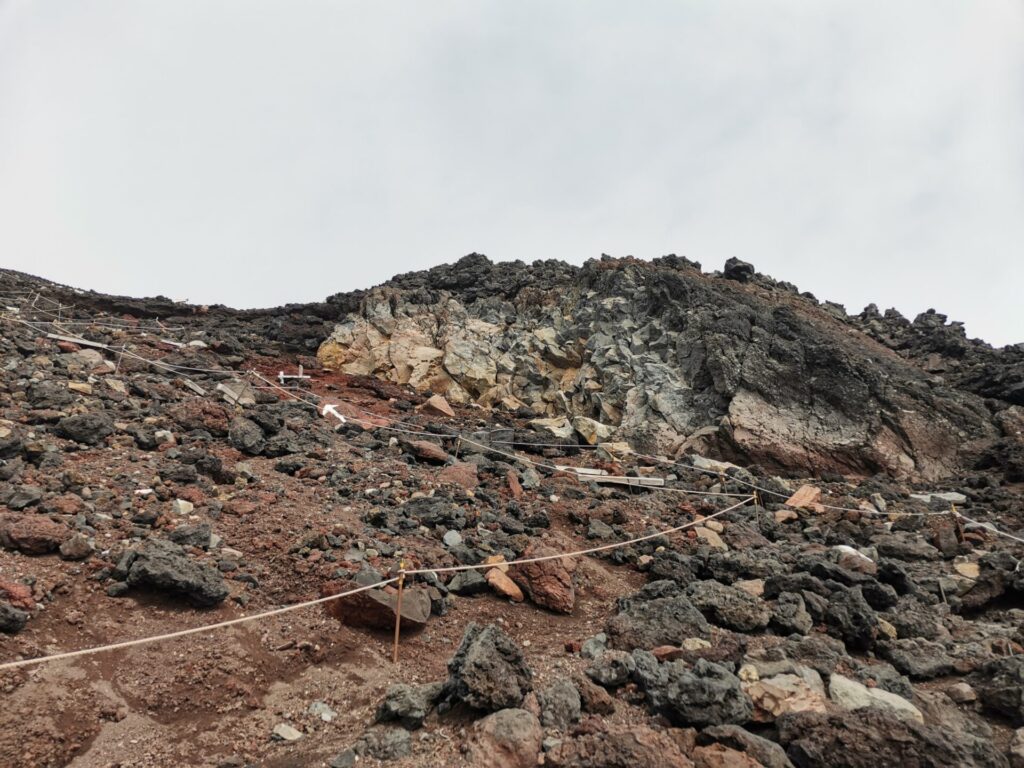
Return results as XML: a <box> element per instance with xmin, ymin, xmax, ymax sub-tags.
<box><xmin>466</xmin><ymin>708</ymin><xmax>542</xmax><ymax>768</ymax></box>
<box><xmin>404</xmin><ymin>440</ymin><xmax>449</xmax><ymax>463</ymax></box>
<box><xmin>507</xmin><ymin>469</ymin><xmax>523</xmax><ymax>500</ymax></box>
<box><xmin>0</xmin><ymin>580</ymin><xmax>34</xmax><ymax>610</ymax></box>
<box><xmin>0</xmin><ymin>516</ymin><xmax>68</xmax><ymax>554</ymax></box>
<box><xmin>510</xmin><ymin>543</ymin><xmax>575</xmax><ymax>614</ymax></box>
<box><xmin>39</xmin><ymin>494</ymin><xmax>85</xmax><ymax>516</ymax></box>
<box><xmin>653</xmin><ymin>645</ymin><xmax>687</xmax><ymax>662</ymax></box>
<box><xmin>323</xmin><ymin>580</ymin><xmax>430</xmax><ymax>631</ymax></box>
<box><xmin>438</xmin><ymin>461</ymin><xmax>479</xmax><ymax>490</ymax></box>
<box><xmin>165</xmin><ymin>399</ymin><xmax>231</xmax><ymax>436</ymax></box>
<box><xmin>691</xmin><ymin>743</ymin><xmax>763</xmax><ymax>768</ymax></box>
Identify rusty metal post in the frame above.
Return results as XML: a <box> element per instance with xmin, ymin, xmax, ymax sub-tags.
<box><xmin>392</xmin><ymin>567</ymin><xmax>406</xmax><ymax>664</ymax></box>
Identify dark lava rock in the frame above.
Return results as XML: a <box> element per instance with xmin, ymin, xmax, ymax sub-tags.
<box><xmin>0</xmin><ymin>601</ymin><xmax>28</xmax><ymax>634</ymax></box>
<box><xmin>655</xmin><ymin>658</ymin><xmax>753</xmax><ymax>727</ymax></box>
<box><xmin>448</xmin><ymin>569</ymin><xmax>489</xmax><ymax>596</ymax></box>
<box><xmin>777</xmin><ymin>708</ymin><xmax>1005</xmax><ymax>768</ymax></box>
<box><xmin>723</xmin><ymin>257</ymin><xmax>756</xmax><ymax>282</ymax></box>
<box><xmin>585</xmin><ymin>650</ymin><xmax>637</xmax><ymax>688</ymax></box>
<box><xmin>4</xmin><ymin>485</ymin><xmax>43</xmax><ymax>511</ymax></box>
<box><xmin>347</xmin><ymin>726</ymin><xmax>412</xmax><ymax>762</ymax></box>
<box><xmin>228</xmin><ymin>416</ymin><xmax>265</xmax><ymax>455</ymax></box>
<box><xmin>879</xmin><ymin>638</ymin><xmax>955</xmax><ymax>680</ymax></box>
<box><xmin>168</xmin><ymin>523</ymin><xmax>213</xmax><ymax>549</ymax></box>
<box><xmin>55</xmin><ymin>413</ymin><xmax>114</xmax><ymax>445</ymax></box>
<box><xmin>445</xmin><ymin>622</ymin><xmax>532</xmax><ymax>712</ymax></box>
<box><xmin>824</xmin><ymin>587</ymin><xmax>877</xmax><ymax>651</ymax></box>
<box><xmin>772</xmin><ymin>592</ymin><xmax>813</xmax><ymax>635</ymax></box>
<box><xmin>324</xmin><ymin>581</ymin><xmax>431</xmax><ymax>631</ymax></box>
<box><xmin>685</xmin><ymin>580</ymin><xmax>771</xmax><ymax>631</ymax></box>
<box><xmin>374</xmin><ymin>682</ymin><xmax>444</xmax><ymax>730</ymax></box>
<box><xmin>605</xmin><ymin>580</ymin><xmax>710</xmax><ymax>650</ymax></box>
<box><xmin>537</xmin><ymin>677</ymin><xmax>581</xmax><ymax>729</ymax></box>
<box><xmin>126</xmin><ymin>540</ymin><xmax>229</xmax><ymax>606</ymax></box>
<box><xmin>974</xmin><ymin>656</ymin><xmax>1024</xmax><ymax>725</ymax></box>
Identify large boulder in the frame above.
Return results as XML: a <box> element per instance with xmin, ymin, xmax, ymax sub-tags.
<box><xmin>660</xmin><ymin>659</ymin><xmax>754</xmax><ymax>726</ymax></box>
<box><xmin>126</xmin><ymin>540</ymin><xmax>229</xmax><ymax>607</ymax></box>
<box><xmin>777</xmin><ymin>709</ymin><xmax>1005</xmax><ymax>768</ymax></box>
<box><xmin>975</xmin><ymin>656</ymin><xmax>1024</xmax><ymax>726</ymax></box>
<box><xmin>606</xmin><ymin>581</ymin><xmax>710</xmax><ymax>650</ymax></box>
<box><xmin>445</xmin><ymin>623</ymin><xmax>533</xmax><ymax>711</ymax></box>
<box><xmin>510</xmin><ymin>543</ymin><xmax>575</xmax><ymax>614</ymax></box>
<box><xmin>465</xmin><ymin>709</ymin><xmax>542</xmax><ymax>768</ymax></box>
<box><xmin>55</xmin><ymin>413</ymin><xmax>114</xmax><ymax>445</ymax></box>
<box><xmin>0</xmin><ymin>516</ymin><xmax>68</xmax><ymax>554</ymax></box>
<box><xmin>0</xmin><ymin>601</ymin><xmax>28</xmax><ymax>634</ymax></box>
<box><xmin>323</xmin><ymin>581</ymin><xmax>431</xmax><ymax>631</ymax></box>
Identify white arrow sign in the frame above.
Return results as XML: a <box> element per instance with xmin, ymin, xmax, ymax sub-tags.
<box><xmin>321</xmin><ymin>403</ymin><xmax>347</xmax><ymax>425</ymax></box>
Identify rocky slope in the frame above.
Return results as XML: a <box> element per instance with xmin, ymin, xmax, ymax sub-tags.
<box><xmin>318</xmin><ymin>254</ymin><xmax>1021</xmax><ymax>482</ymax></box>
<box><xmin>0</xmin><ymin>261</ymin><xmax>1022</xmax><ymax>768</ymax></box>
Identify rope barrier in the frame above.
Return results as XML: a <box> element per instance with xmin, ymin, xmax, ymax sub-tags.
<box><xmin>401</xmin><ymin>495</ymin><xmax>754</xmax><ymax>576</ymax></box>
<box><xmin>0</xmin><ymin>577</ymin><xmax>398</xmax><ymax>672</ymax></box>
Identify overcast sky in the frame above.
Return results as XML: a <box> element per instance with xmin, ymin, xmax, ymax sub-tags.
<box><xmin>1</xmin><ymin>1</ymin><xmax>1022</xmax><ymax>346</ymax></box>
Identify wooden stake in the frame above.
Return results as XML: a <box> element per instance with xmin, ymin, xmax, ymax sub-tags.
<box><xmin>392</xmin><ymin>568</ymin><xmax>406</xmax><ymax>664</ymax></box>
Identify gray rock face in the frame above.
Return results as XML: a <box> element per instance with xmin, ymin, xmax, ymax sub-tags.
<box><xmin>318</xmin><ymin>254</ymin><xmax>1001</xmax><ymax>480</ymax></box>
<box><xmin>446</xmin><ymin>623</ymin><xmax>533</xmax><ymax>711</ymax></box>
<box><xmin>126</xmin><ymin>540</ymin><xmax>229</xmax><ymax>606</ymax></box>
<box><xmin>605</xmin><ymin>580</ymin><xmax>710</xmax><ymax>650</ymax></box>
<box><xmin>685</xmin><ymin>580</ymin><xmax>771</xmax><ymax>631</ymax></box>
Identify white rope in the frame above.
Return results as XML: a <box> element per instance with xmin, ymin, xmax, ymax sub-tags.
<box><xmin>0</xmin><ymin>577</ymin><xmax>399</xmax><ymax>672</ymax></box>
<box><xmin>402</xmin><ymin>495</ymin><xmax>754</xmax><ymax>575</ymax></box>
<box><xmin>957</xmin><ymin>513</ymin><xmax>1024</xmax><ymax>545</ymax></box>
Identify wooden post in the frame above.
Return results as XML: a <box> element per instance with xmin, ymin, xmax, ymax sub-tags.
<box><xmin>392</xmin><ymin>567</ymin><xmax>406</xmax><ymax>664</ymax></box>
<box><xmin>454</xmin><ymin>437</ymin><xmax>462</xmax><ymax>461</ymax></box>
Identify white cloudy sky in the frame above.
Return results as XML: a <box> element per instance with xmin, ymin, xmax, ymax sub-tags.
<box><xmin>1</xmin><ymin>1</ymin><xmax>1022</xmax><ymax>345</ymax></box>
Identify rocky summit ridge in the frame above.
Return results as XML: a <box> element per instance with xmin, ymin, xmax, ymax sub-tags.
<box><xmin>0</xmin><ymin>258</ymin><xmax>1022</xmax><ymax>768</ymax></box>
<box><xmin>319</xmin><ymin>253</ymin><xmax>1022</xmax><ymax>482</ymax></box>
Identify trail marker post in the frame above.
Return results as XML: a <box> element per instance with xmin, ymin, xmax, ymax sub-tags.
<box><xmin>279</xmin><ymin>365</ymin><xmax>311</xmax><ymax>386</ymax></box>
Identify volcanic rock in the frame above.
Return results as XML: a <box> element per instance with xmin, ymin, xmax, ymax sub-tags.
<box><xmin>510</xmin><ymin>543</ymin><xmax>575</xmax><ymax>614</ymax></box>
<box><xmin>445</xmin><ymin>623</ymin><xmax>533</xmax><ymax>712</ymax></box>
<box><xmin>126</xmin><ymin>540</ymin><xmax>229</xmax><ymax>606</ymax></box>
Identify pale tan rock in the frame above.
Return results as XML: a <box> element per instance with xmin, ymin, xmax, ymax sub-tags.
<box><xmin>420</xmin><ymin>394</ymin><xmax>455</xmax><ymax>418</ymax></box>
<box><xmin>954</xmin><ymin>560</ymin><xmax>980</xmax><ymax>579</ymax></box>
<box><xmin>774</xmin><ymin>509</ymin><xmax>799</xmax><ymax>523</ymax></box>
<box><xmin>483</xmin><ymin>554</ymin><xmax>509</xmax><ymax>573</ymax></box>
<box><xmin>734</xmin><ymin>578</ymin><xmax>765</xmax><ymax>597</ymax></box>
<box><xmin>486</xmin><ymin>568</ymin><xmax>524</xmax><ymax>602</ymax></box>
<box><xmin>745</xmin><ymin>674</ymin><xmax>828</xmax><ymax>722</ymax></box>
<box><xmin>68</xmin><ymin>382</ymin><xmax>93</xmax><ymax>395</ymax></box>
<box><xmin>695</xmin><ymin>527</ymin><xmax>728</xmax><ymax>551</ymax></box>
<box><xmin>785</xmin><ymin>485</ymin><xmax>822</xmax><ymax>509</ymax></box>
